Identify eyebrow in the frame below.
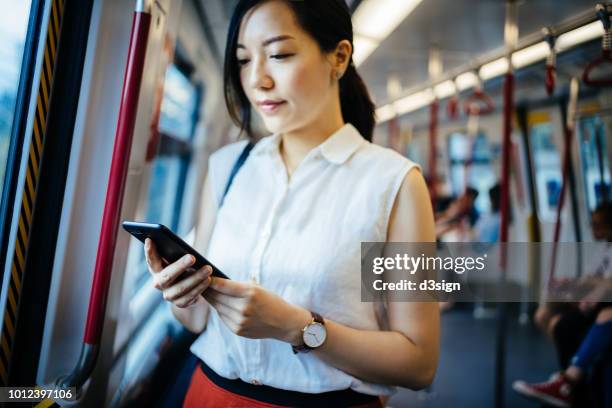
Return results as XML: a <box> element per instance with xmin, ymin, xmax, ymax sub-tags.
<box><xmin>237</xmin><ymin>35</ymin><xmax>296</xmax><ymax>49</ymax></box>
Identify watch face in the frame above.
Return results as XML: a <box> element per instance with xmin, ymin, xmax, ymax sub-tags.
<box><xmin>303</xmin><ymin>322</ymin><xmax>327</xmax><ymax>348</ymax></box>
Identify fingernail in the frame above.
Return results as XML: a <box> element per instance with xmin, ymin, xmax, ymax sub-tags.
<box><xmin>145</xmin><ymin>239</ymin><xmax>150</xmax><ymax>249</ymax></box>
<box><xmin>183</xmin><ymin>255</ymin><xmax>193</xmax><ymax>266</ymax></box>
<box><xmin>206</xmin><ymin>265</ymin><xmax>213</xmax><ymax>274</ymax></box>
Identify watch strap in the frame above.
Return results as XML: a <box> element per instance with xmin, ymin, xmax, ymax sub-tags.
<box><xmin>292</xmin><ymin>311</ymin><xmax>325</xmax><ymax>354</ymax></box>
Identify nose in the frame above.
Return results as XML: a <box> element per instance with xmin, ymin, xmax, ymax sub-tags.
<box><xmin>247</xmin><ymin>56</ymin><xmax>273</xmax><ymax>91</ymax></box>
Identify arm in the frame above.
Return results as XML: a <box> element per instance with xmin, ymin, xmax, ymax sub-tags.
<box><xmin>204</xmin><ymin>168</ymin><xmax>440</xmax><ymax>389</ymax></box>
<box><xmin>168</xmin><ymin>174</ymin><xmax>216</xmax><ymax>333</ymax></box>
<box><xmin>307</xmin><ymin>168</ymin><xmax>439</xmax><ymax>389</ymax></box>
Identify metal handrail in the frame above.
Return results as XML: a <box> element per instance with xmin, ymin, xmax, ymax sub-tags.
<box><xmin>56</xmin><ymin>2</ymin><xmax>153</xmax><ymax>392</ymax></box>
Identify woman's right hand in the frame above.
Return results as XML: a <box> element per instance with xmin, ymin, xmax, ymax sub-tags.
<box><xmin>144</xmin><ymin>238</ymin><xmax>212</xmax><ymax>308</ymax></box>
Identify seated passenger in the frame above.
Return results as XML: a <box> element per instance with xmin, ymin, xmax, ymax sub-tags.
<box><xmin>513</xmin><ymin>202</ymin><xmax>612</xmax><ymax>407</ymax></box>
<box><xmin>435</xmin><ymin>186</ymin><xmax>479</xmax><ymax>238</ymax></box>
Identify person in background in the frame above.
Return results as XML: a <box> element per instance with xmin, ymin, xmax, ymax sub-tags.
<box><xmin>472</xmin><ymin>183</ymin><xmax>501</xmax><ymax>243</ymax></box>
<box><xmin>513</xmin><ymin>202</ymin><xmax>612</xmax><ymax>408</ymax></box>
<box><xmin>435</xmin><ymin>186</ymin><xmax>479</xmax><ymax>238</ymax></box>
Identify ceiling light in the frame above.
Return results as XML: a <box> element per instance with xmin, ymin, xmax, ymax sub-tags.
<box><xmin>433</xmin><ymin>80</ymin><xmax>456</xmax><ymax>99</ymax></box>
<box><xmin>556</xmin><ymin>21</ymin><xmax>604</xmax><ymax>52</ymax></box>
<box><xmin>376</xmin><ymin>104</ymin><xmax>397</xmax><ymax>123</ymax></box>
<box><xmin>511</xmin><ymin>41</ymin><xmax>549</xmax><ymax>69</ymax></box>
<box><xmin>479</xmin><ymin>57</ymin><xmax>509</xmax><ymax>80</ymax></box>
<box><xmin>393</xmin><ymin>88</ymin><xmax>435</xmax><ymax>115</ymax></box>
<box><xmin>353</xmin><ymin>35</ymin><xmax>379</xmax><ymax>66</ymax></box>
<box><xmin>455</xmin><ymin>72</ymin><xmax>479</xmax><ymax>91</ymax></box>
<box><xmin>352</xmin><ymin>0</ymin><xmax>423</xmax><ymax>66</ymax></box>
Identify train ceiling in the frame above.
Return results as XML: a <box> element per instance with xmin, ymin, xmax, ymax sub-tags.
<box><xmin>198</xmin><ymin>0</ymin><xmax>603</xmax><ymax>106</ymax></box>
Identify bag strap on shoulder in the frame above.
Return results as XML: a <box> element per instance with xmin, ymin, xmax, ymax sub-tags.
<box><xmin>219</xmin><ymin>142</ymin><xmax>254</xmax><ymax>207</ymax></box>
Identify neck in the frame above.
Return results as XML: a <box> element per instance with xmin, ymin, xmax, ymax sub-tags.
<box><xmin>279</xmin><ymin>98</ymin><xmax>345</xmax><ymax>176</ymax></box>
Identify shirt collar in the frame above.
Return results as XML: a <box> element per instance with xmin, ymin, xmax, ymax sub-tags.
<box><xmin>251</xmin><ymin>123</ymin><xmax>365</xmax><ymax>165</ymax></box>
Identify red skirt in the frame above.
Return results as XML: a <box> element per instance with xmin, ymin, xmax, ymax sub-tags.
<box><xmin>183</xmin><ymin>361</ymin><xmax>384</xmax><ymax>408</ymax></box>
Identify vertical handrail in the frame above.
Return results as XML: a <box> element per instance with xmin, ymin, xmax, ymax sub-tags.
<box><xmin>495</xmin><ymin>3</ymin><xmax>518</xmax><ymax>407</ymax></box>
<box><xmin>548</xmin><ymin>79</ymin><xmax>580</xmax><ymax>286</ymax></box>
<box><xmin>428</xmin><ymin>100</ymin><xmax>439</xmax><ymax>207</ymax></box>
<box><xmin>57</xmin><ymin>2</ymin><xmax>152</xmax><ymax>390</ymax></box>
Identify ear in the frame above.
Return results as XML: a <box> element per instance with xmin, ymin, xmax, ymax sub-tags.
<box><xmin>328</xmin><ymin>40</ymin><xmax>352</xmax><ymax>79</ymax></box>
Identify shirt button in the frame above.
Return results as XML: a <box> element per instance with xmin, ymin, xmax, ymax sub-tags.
<box><xmin>250</xmin><ymin>379</ymin><xmax>261</xmax><ymax>385</ymax></box>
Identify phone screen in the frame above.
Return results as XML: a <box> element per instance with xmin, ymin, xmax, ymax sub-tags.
<box><xmin>122</xmin><ymin>221</ymin><xmax>229</xmax><ymax>279</ymax></box>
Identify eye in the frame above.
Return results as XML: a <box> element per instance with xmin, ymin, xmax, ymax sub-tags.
<box><xmin>270</xmin><ymin>53</ymin><xmax>294</xmax><ymax>60</ymax></box>
<box><xmin>237</xmin><ymin>57</ymin><xmax>250</xmax><ymax>66</ymax></box>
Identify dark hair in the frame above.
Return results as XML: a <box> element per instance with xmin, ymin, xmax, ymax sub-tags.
<box><xmin>488</xmin><ymin>183</ymin><xmax>501</xmax><ymax>213</ymax></box>
<box><xmin>593</xmin><ymin>201</ymin><xmax>612</xmax><ymax>224</ymax></box>
<box><xmin>224</xmin><ymin>0</ymin><xmax>376</xmax><ymax>141</ymax></box>
<box><xmin>465</xmin><ymin>186</ymin><xmax>479</xmax><ymax>200</ymax></box>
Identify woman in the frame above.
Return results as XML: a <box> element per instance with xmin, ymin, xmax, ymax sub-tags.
<box><xmin>145</xmin><ymin>0</ymin><xmax>439</xmax><ymax>406</ymax></box>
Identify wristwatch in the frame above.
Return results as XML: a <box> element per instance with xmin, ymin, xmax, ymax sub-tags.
<box><xmin>292</xmin><ymin>311</ymin><xmax>327</xmax><ymax>354</ymax></box>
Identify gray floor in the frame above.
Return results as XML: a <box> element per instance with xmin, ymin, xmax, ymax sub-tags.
<box><xmin>388</xmin><ymin>303</ymin><xmax>558</xmax><ymax>408</ymax></box>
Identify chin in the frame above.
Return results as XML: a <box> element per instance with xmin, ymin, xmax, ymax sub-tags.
<box><xmin>261</xmin><ymin>118</ymin><xmax>292</xmax><ymax>135</ymax></box>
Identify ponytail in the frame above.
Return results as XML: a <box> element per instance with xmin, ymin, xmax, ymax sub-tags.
<box><xmin>339</xmin><ymin>63</ymin><xmax>376</xmax><ymax>141</ymax></box>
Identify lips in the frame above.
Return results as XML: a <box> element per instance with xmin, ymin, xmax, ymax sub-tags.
<box><xmin>257</xmin><ymin>100</ymin><xmax>286</xmax><ymax>114</ymax></box>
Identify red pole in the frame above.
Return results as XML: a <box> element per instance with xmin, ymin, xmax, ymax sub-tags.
<box><xmin>84</xmin><ymin>11</ymin><xmax>151</xmax><ymax>344</ymax></box>
<box><xmin>500</xmin><ymin>72</ymin><xmax>514</xmax><ymax>261</ymax></box>
<box><xmin>548</xmin><ymin>78</ymin><xmax>579</xmax><ymax>285</ymax></box>
<box><xmin>428</xmin><ymin>100</ymin><xmax>439</xmax><ymax>207</ymax></box>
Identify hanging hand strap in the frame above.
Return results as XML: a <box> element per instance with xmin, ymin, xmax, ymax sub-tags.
<box><xmin>582</xmin><ymin>4</ymin><xmax>612</xmax><ymax>87</ymax></box>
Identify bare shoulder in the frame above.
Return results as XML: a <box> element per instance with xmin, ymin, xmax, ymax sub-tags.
<box><xmin>388</xmin><ymin>167</ymin><xmax>435</xmax><ymax>242</ymax></box>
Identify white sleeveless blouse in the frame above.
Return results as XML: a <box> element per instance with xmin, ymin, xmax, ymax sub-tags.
<box><xmin>190</xmin><ymin>123</ymin><xmax>420</xmax><ymax>396</ymax></box>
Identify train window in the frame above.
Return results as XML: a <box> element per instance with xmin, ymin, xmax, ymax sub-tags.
<box><xmin>448</xmin><ymin>132</ymin><xmax>496</xmax><ymax>212</ymax></box>
<box><xmin>158</xmin><ymin>65</ymin><xmax>199</xmax><ymax>141</ymax></box>
<box><xmin>134</xmin><ymin>63</ymin><xmax>201</xmax><ymax>289</ymax></box>
<box><xmin>0</xmin><ymin>1</ymin><xmax>32</xmax><ymax>197</ymax></box>
<box><xmin>578</xmin><ymin>115</ymin><xmax>611</xmax><ymax>211</ymax></box>
<box><xmin>530</xmin><ymin>122</ymin><xmax>562</xmax><ymax>220</ymax></box>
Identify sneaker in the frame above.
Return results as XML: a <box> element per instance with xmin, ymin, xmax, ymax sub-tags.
<box><xmin>512</xmin><ymin>373</ymin><xmax>573</xmax><ymax>408</ymax></box>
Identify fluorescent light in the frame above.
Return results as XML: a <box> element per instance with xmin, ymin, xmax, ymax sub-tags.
<box><xmin>353</xmin><ymin>0</ymin><xmax>423</xmax><ymax>40</ymax></box>
<box><xmin>433</xmin><ymin>80</ymin><xmax>456</xmax><ymax>99</ymax></box>
<box><xmin>479</xmin><ymin>57</ymin><xmax>509</xmax><ymax>80</ymax></box>
<box><xmin>393</xmin><ymin>88</ymin><xmax>434</xmax><ymax>115</ymax></box>
<box><xmin>352</xmin><ymin>0</ymin><xmax>423</xmax><ymax>66</ymax></box>
<box><xmin>511</xmin><ymin>41</ymin><xmax>549</xmax><ymax>69</ymax></box>
<box><xmin>353</xmin><ymin>35</ymin><xmax>379</xmax><ymax>66</ymax></box>
<box><xmin>376</xmin><ymin>104</ymin><xmax>397</xmax><ymax>123</ymax></box>
<box><xmin>455</xmin><ymin>72</ymin><xmax>479</xmax><ymax>91</ymax></box>
<box><xmin>557</xmin><ymin>21</ymin><xmax>604</xmax><ymax>52</ymax></box>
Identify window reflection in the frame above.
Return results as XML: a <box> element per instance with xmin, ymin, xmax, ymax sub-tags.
<box><xmin>578</xmin><ymin>115</ymin><xmax>612</xmax><ymax>211</ymax></box>
<box><xmin>133</xmin><ymin>63</ymin><xmax>201</xmax><ymax>289</ymax></box>
<box><xmin>0</xmin><ymin>0</ymin><xmax>32</xmax><ymax>197</ymax></box>
<box><xmin>530</xmin><ymin>122</ymin><xmax>562</xmax><ymax>221</ymax></box>
<box><xmin>448</xmin><ymin>132</ymin><xmax>496</xmax><ymax>212</ymax></box>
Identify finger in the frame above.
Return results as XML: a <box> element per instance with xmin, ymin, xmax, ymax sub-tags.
<box><xmin>156</xmin><ymin>255</ymin><xmax>197</xmax><ymax>290</ymax></box>
<box><xmin>208</xmin><ymin>276</ymin><xmax>250</xmax><ymax>297</ymax></box>
<box><xmin>203</xmin><ymin>288</ymin><xmax>242</xmax><ymax>312</ymax></box>
<box><xmin>173</xmin><ymin>277</ymin><xmax>212</xmax><ymax>308</ymax></box>
<box><xmin>145</xmin><ymin>239</ymin><xmax>163</xmax><ymax>273</ymax></box>
<box><xmin>208</xmin><ymin>296</ymin><xmax>241</xmax><ymax>325</ymax></box>
<box><xmin>164</xmin><ymin>266</ymin><xmax>211</xmax><ymax>300</ymax></box>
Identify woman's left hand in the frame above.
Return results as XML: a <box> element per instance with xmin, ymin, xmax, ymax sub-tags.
<box><xmin>203</xmin><ymin>278</ymin><xmax>310</xmax><ymax>345</ymax></box>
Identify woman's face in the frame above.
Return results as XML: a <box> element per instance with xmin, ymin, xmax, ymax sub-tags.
<box><xmin>236</xmin><ymin>0</ymin><xmax>339</xmax><ymax>135</ymax></box>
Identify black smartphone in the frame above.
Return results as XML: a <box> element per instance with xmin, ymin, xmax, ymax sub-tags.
<box><xmin>122</xmin><ymin>221</ymin><xmax>229</xmax><ymax>280</ymax></box>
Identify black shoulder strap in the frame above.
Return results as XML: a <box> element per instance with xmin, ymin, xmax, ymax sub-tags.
<box><xmin>220</xmin><ymin>142</ymin><xmax>254</xmax><ymax>207</ymax></box>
